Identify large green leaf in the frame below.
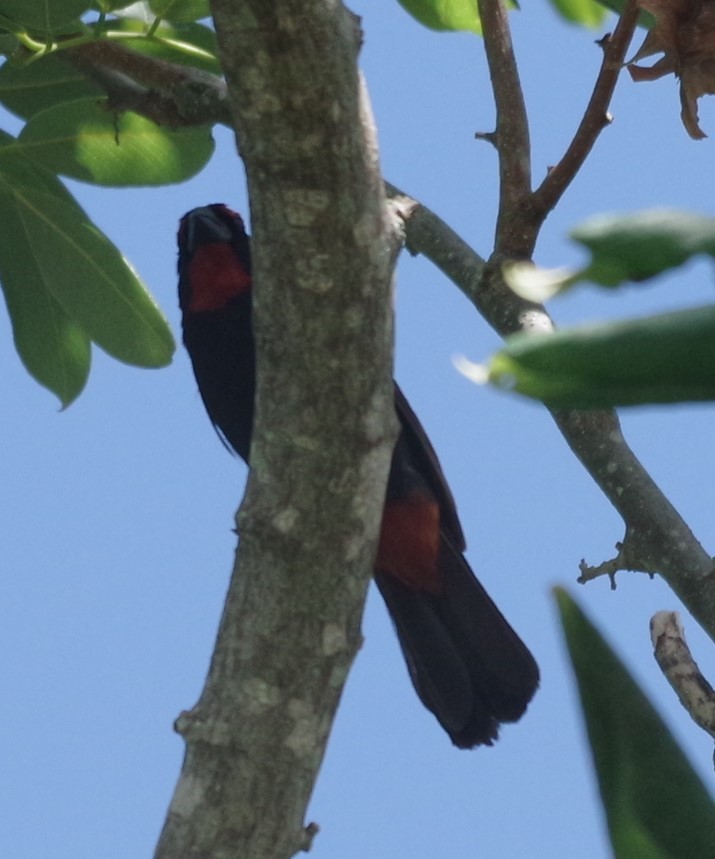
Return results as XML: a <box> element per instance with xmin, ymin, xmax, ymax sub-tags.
<box><xmin>573</xmin><ymin>210</ymin><xmax>715</xmax><ymax>287</ymax></box>
<box><xmin>556</xmin><ymin>590</ymin><xmax>715</xmax><ymax>859</ymax></box>
<box><xmin>111</xmin><ymin>1</ymin><xmax>157</xmax><ymax>25</ymax></box>
<box><xmin>0</xmin><ymin>150</ymin><xmax>174</xmax><ymax>379</ymax></box>
<box><xmin>595</xmin><ymin>0</ymin><xmax>654</xmax><ymax>26</ymax></box>
<box><xmin>107</xmin><ymin>17</ymin><xmax>221</xmax><ymax>72</ymax></box>
<box><xmin>0</xmin><ymin>126</ymin><xmax>75</xmax><ymax>201</ymax></box>
<box><xmin>509</xmin><ymin>210</ymin><xmax>715</xmax><ymax>303</ymax></box>
<box><xmin>4</xmin><ymin>96</ymin><xmax>214</xmax><ymax>186</ymax></box>
<box><xmin>14</xmin><ymin>189</ymin><xmax>174</xmax><ymax>366</ymax></box>
<box><xmin>0</xmin><ymin>0</ymin><xmax>91</xmax><ymax>32</ymax></box>
<box><xmin>547</xmin><ymin>0</ymin><xmax>607</xmax><ymax>27</ymax></box>
<box><xmin>397</xmin><ymin>0</ymin><xmax>481</xmax><ymax>33</ymax></box>
<box><xmin>0</xmin><ymin>55</ymin><xmax>103</xmax><ymax>120</ymax></box>
<box><xmin>486</xmin><ymin>305</ymin><xmax>715</xmax><ymax>408</ymax></box>
<box><xmin>0</xmin><ymin>140</ymin><xmax>93</xmax><ymax>405</ymax></box>
<box><xmin>0</xmin><ymin>32</ymin><xmax>18</xmax><ymax>52</ymax></box>
<box><xmin>0</xmin><ymin>18</ymin><xmax>220</xmax><ymax>124</ymax></box>
<box><xmin>0</xmin><ymin>190</ymin><xmax>91</xmax><ymax>407</ymax></box>
<box><xmin>149</xmin><ymin>0</ymin><xmax>210</xmax><ymax>22</ymax></box>
<box><xmin>94</xmin><ymin>1</ymin><xmax>140</xmax><ymax>10</ymax></box>
<box><xmin>0</xmin><ymin>130</ymin><xmax>91</xmax><ymax>404</ymax></box>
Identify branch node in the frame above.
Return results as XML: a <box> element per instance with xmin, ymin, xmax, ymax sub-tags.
<box><xmin>173</xmin><ymin>710</ymin><xmax>193</xmax><ymax>738</ymax></box>
<box><xmin>578</xmin><ymin>552</ymin><xmax>621</xmax><ymax>588</ymax></box>
<box><xmin>173</xmin><ymin>708</ymin><xmax>218</xmax><ymax>742</ymax></box>
<box><xmin>300</xmin><ymin>822</ymin><xmax>320</xmax><ymax>852</ymax></box>
<box><xmin>475</xmin><ymin>130</ymin><xmax>498</xmax><ymax>148</ymax></box>
<box><xmin>531</xmin><ymin>0</ymin><xmax>639</xmax><ymax>216</ymax></box>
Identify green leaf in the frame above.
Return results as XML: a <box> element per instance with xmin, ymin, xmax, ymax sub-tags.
<box><xmin>547</xmin><ymin>0</ymin><xmax>607</xmax><ymax>27</ymax></box>
<box><xmin>0</xmin><ymin>32</ymin><xmax>18</xmax><ymax>51</ymax></box>
<box><xmin>93</xmin><ymin>1</ymin><xmax>139</xmax><ymax>10</ymax></box>
<box><xmin>0</xmin><ymin>126</ymin><xmax>74</xmax><ymax>200</ymax></box>
<box><xmin>0</xmin><ymin>149</ymin><xmax>174</xmax><ymax>377</ymax></box>
<box><xmin>0</xmin><ymin>193</ymin><xmax>91</xmax><ymax>407</ymax></box>
<box><xmin>107</xmin><ymin>17</ymin><xmax>220</xmax><ymax>72</ymax></box>
<box><xmin>397</xmin><ymin>0</ymin><xmax>482</xmax><ymax>33</ymax></box>
<box><xmin>0</xmin><ymin>55</ymin><xmax>103</xmax><ymax>120</ymax></box>
<box><xmin>14</xmin><ymin>189</ymin><xmax>174</xmax><ymax>366</ymax></box>
<box><xmin>0</xmin><ymin>137</ymin><xmax>93</xmax><ymax>405</ymax></box>
<box><xmin>487</xmin><ymin>305</ymin><xmax>715</xmax><ymax>407</ymax></box>
<box><xmin>148</xmin><ymin>0</ymin><xmax>210</xmax><ymax>22</ymax></box>
<box><xmin>555</xmin><ymin>589</ymin><xmax>715</xmax><ymax>859</ymax></box>
<box><xmin>0</xmin><ymin>0</ymin><xmax>91</xmax><ymax>32</ymax></box>
<box><xmin>0</xmin><ymin>132</ymin><xmax>173</xmax><ymax>403</ymax></box>
<box><xmin>4</xmin><ymin>96</ymin><xmax>214</xmax><ymax>186</ymax></box>
<box><xmin>110</xmin><ymin>1</ymin><xmax>154</xmax><ymax>23</ymax></box>
<box><xmin>573</xmin><ymin>210</ymin><xmax>715</xmax><ymax>287</ymax></box>
<box><xmin>595</xmin><ymin>0</ymin><xmax>654</xmax><ymax>27</ymax></box>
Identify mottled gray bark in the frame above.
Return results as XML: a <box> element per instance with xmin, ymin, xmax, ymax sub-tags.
<box><xmin>155</xmin><ymin>3</ymin><xmax>398</xmax><ymax>857</ymax></box>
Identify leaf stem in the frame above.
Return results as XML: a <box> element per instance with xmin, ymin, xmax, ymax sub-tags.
<box><xmin>146</xmin><ymin>16</ymin><xmax>163</xmax><ymax>38</ymax></box>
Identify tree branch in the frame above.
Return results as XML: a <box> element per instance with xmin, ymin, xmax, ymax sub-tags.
<box><xmin>651</xmin><ymin>612</ymin><xmax>715</xmax><ymax>750</ymax></box>
<box><xmin>531</xmin><ymin>1</ymin><xmax>640</xmax><ymax>219</ymax></box>
<box><xmin>385</xmin><ymin>184</ymin><xmax>715</xmax><ymax>643</ymax></box>
<box><xmin>387</xmin><ymin>183</ymin><xmax>549</xmax><ymax>337</ymax></box>
<box><xmin>468</xmin><ymin>0</ymin><xmax>715</xmax><ymax>637</ymax></box>
<box><xmin>475</xmin><ymin>0</ymin><xmax>639</xmax><ymax>257</ymax></box>
<box><xmin>552</xmin><ymin>409</ymin><xmax>715</xmax><ymax>629</ymax></box>
<box><xmin>476</xmin><ymin>0</ymin><xmax>532</xmax><ymax>255</ymax></box>
<box><xmin>59</xmin><ymin>0</ymin><xmax>715</xmax><ymax>824</ymax></box>
<box><xmin>62</xmin><ymin>40</ymin><xmax>232</xmax><ymax>126</ymax></box>
<box><xmin>155</xmin><ymin>3</ymin><xmax>398</xmax><ymax>857</ymax></box>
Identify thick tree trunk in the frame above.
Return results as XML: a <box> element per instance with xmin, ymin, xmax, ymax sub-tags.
<box><xmin>155</xmin><ymin>3</ymin><xmax>398</xmax><ymax>856</ymax></box>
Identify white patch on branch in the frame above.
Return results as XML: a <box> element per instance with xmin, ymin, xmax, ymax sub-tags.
<box><xmin>272</xmin><ymin>508</ymin><xmax>299</xmax><ymax>533</ymax></box>
<box><xmin>322</xmin><ymin>623</ymin><xmax>348</xmax><ymax>656</ymax></box>
<box><xmin>171</xmin><ymin>772</ymin><xmax>207</xmax><ymax>816</ymax></box>
<box><xmin>285</xmin><ymin>699</ymin><xmax>319</xmax><ymax>757</ymax></box>
<box><xmin>241</xmin><ymin>678</ymin><xmax>283</xmax><ymax>715</ymax></box>
<box><xmin>651</xmin><ymin>611</ymin><xmax>715</xmax><ymax>745</ymax></box>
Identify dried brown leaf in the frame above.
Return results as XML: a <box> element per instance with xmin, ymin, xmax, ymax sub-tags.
<box><xmin>629</xmin><ymin>0</ymin><xmax>715</xmax><ymax>139</ymax></box>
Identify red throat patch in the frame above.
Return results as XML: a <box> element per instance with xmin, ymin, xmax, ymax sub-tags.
<box><xmin>187</xmin><ymin>243</ymin><xmax>252</xmax><ymax>312</ymax></box>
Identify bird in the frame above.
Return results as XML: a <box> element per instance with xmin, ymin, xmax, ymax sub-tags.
<box><xmin>177</xmin><ymin>203</ymin><xmax>539</xmax><ymax>748</ymax></box>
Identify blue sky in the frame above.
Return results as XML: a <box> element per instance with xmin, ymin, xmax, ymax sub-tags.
<box><xmin>3</xmin><ymin>3</ymin><xmax>715</xmax><ymax>857</ymax></box>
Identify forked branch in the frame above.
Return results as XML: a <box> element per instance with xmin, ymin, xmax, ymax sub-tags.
<box><xmin>385</xmin><ymin>184</ymin><xmax>715</xmax><ymax>643</ymax></box>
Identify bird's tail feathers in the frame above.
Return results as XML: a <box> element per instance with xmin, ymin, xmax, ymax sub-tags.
<box><xmin>375</xmin><ymin>540</ymin><xmax>539</xmax><ymax>748</ymax></box>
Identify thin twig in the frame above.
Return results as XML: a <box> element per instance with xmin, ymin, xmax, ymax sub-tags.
<box><xmin>531</xmin><ymin>1</ymin><xmax>640</xmax><ymax>219</ymax></box>
<box><xmin>476</xmin><ymin>0</ymin><xmax>532</xmax><ymax>254</ymax></box>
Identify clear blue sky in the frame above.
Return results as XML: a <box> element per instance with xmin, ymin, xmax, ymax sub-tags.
<box><xmin>3</xmin><ymin>4</ymin><xmax>715</xmax><ymax>857</ymax></box>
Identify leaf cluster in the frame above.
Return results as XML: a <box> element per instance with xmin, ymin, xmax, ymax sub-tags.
<box><xmin>488</xmin><ymin>210</ymin><xmax>715</xmax><ymax>408</ymax></box>
<box><xmin>0</xmin><ymin>0</ymin><xmax>220</xmax><ymax>404</ymax></box>
<box><xmin>397</xmin><ymin>0</ymin><xmax>608</xmax><ymax>32</ymax></box>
